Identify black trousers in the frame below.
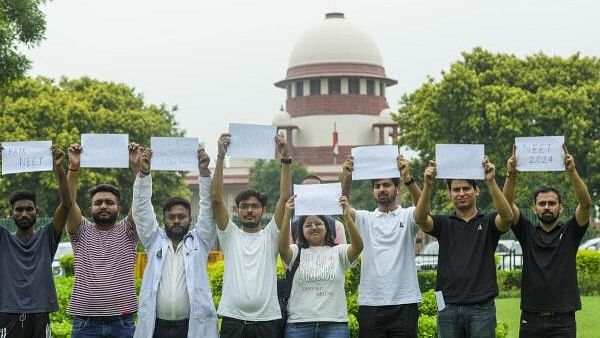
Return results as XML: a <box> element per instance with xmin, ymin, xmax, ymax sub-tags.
<box><xmin>153</xmin><ymin>318</ymin><xmax>189</xmax><ymax>338</ymax></box>
<box><xmin>519</xmin><ymin>311</ymin><xmax>576</xmax><ymax>338</ymax></box>
<box><xmin>0</xmin><ymin>313</ymin><xmax>50</xmax><ymax>338</ymax></box>
<box><xmin>358</xmin><ymin>303</ymin><xmax>419</xmax><ymax>338</ymax></box>
<box><xmin>219</xmin><ymin>316</ymin><xmax>282</xmax><ymax>338</ymax></box>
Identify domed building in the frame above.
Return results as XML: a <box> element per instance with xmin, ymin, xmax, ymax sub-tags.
<box><xmin>273</xmin><ymin>11</ymin><xmax>399</xmax><ymax>180</ymax></box>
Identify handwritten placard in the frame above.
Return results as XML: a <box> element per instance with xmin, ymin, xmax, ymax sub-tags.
<box><xmin>2</xmin><ymin>141</ymin><xmax>53</xmax><ymax>174</ymax></box>
<box><xmin>151</xmin><ymin>137</ymin><xmax>198</xmax><ymax>171</ymax></box>
<box><xmin>294</xmin><ymin>183</ymin><xmax>343</xmax><ymax>216</ymax></box>
<box><xmin>435</xmin><ymin>144</ymin><xmax>485</xmax><ymax>180</ymax></box>
<box><xmin>515</xmin><ymin>136</ymin><xmax>564</xmax><ymax>172</ymax></box>
<box><xmin>228</xmin><ymin>123</ymin><xmax>277</xmax><ymax>159</ymax></box>
<box><xmin>351</xmin><ymin>145</ymin><xmax>399</xmax><ymax>180</ymax></box>
<box><xmin>80</xmin><ymin>134</ymin><xmax>129</xmax><ymax>168</ymax></box>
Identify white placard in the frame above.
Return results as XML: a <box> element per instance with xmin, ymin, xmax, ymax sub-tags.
<box><xmin>228</xmin><ymin>123</ymin><xmax>277</xmax><ymax>159</ymax></box>
<box><xmin>294</xmin><ymin>183</ymin><xmax>343</xmax><ymax>216</ymax></box>
<box><xmin>435</xmin><ymin>144</ymin><xmax>485</xmax><ymax>180</ymax></box>
<box><xmin>80</xmin><ymin>134</ymin><xmax>129</xmax><ymax>168</ymax></box>
<box><xmin>435</xmin><ymin>291</ymin><xmax>446</xmax><ymax>311</ymax></box>
<box><xmin>351</xmin><ymin>145</ymin><xmax>399</xmax><ymax>180</ymax></box>
<box><xmin>515</xmin><ymin>136</ymin><xmax>565</xmax><ymax>172</ymax></box>
<box><xmin>151</xmin><ymin>137</ymin><xmax>198</xmax><ymax>171</ymax></box>
<box><xmin>1</xmin><ymin>141</ymin><xmax>53</xmax><ymax>174</ymax></box>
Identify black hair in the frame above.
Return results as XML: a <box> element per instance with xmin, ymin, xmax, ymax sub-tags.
<box><xmin>370</xmin><ymin>178</ymin><xmax>400</xmax><ymax>188</ymax></box>
<box><xmin>302</xmin><ymin>175</ymin><xmax>322</xmax><ymax>183</ymax></box>
<box><xmin>533</xmin><ymin>186</ymin><xmax>562</xmax><ymax>204</ymax></box>
<box><xmin>296</xmin><ymin>215</ymin><xmax>336</xmax><ymax>249</ymax></box>
<box><xmin>9</xmin><ymin>190</ymin><xmax>36</xmax><ymax>208</ymax></box>
<box><xmin>446</xmin><ymin>179</ymin><xmax>478</xmax><ymax>190</ymax></box>
<box><xmin>235</xmin><ymin>190</ymin><xmax>268</xmax><ymax>208</ymax></box>
<box><xmin>89</xmin><ymin>184</ymin><xmax>121</xmax><ymax>202</ymax></box>
<box><xmin>162</xmin><ymin>197</ymin><xmax>191</xmax><ymax>217</ymax></box>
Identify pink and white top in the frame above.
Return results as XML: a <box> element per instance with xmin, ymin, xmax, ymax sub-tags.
<box><xmin>68</xmin><ymin>218</ymin><xmax>139</xmax><ymax>316</ymax></box>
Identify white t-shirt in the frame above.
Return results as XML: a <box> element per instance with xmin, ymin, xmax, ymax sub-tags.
<box><xmin>216</xmin><ymin>217</ymin><xmax>281</xmax><ymax>321</ymax></box>
<box><xmin>286</xmin><ymin>244</ymin><xmax>353</xmax><ymax>323</ymax></box>
<box><xmin>355</xmin><ymin>206</ymin><xmax>422</xmax><ymax>306</ymax></box>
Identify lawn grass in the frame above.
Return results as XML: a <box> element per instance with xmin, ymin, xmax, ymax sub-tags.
<box><xmin>496</xmin><ymin>296</ymin><xmax>600</xmax><ymax>338</ymax></box>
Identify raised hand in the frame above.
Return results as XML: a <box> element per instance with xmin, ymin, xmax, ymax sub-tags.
<box><xmin>140</xmin><ymin>148</ymin><xmax>152</xmax><ymax>174</ymax></box>
<box><xmin>198</xmin><ymin>148</ymin><xmax>210</xmax><ymax>177</ymax></box>
<box><xmin>217</xmin><ymin>133</ymin><xmax>231</xmax><ymax>159</ymax></box>
<box><xmin>51</xmin><ymin>146</ymin><xmax>65</xmax><ymax>170</ymax></box>
<box><xmin>563</xmin><ymin>144</ymin><xmax>575</xmax><ymax>172</ymax></box>
<box><xmin>507</xmin><ymin>144</ymin><xmax>517</xmax><ymax>176</ymax></box>
<box><xmin>275</xmin><ymin>134</ymin><xmax>289</xmax><ymax>158</ymax></box>
<box><xmin>67</xmin><ymin>144</ymin><xmax>82</xmax><ymax>170</ymax></box>
<box><xmin>128</xmin><ymin>142</ymin><xmax>142</xmax><ymax>173</ymax></box>
<box><xmin>342</xmin><ymin>155</ymin><xmax>354</xmax><ymax>177</ymax></box>
<box><xmin>483</xmin><ymin>156</ymin><xmax>496</xmax><ymax>182</ymax></box>
<box><xmin>423</xmin><ymin>160</ymin><xmax>436</xmax><ymax>186</ymax></box>
<box><xmin>284</xmin><ymin>194</ymin><xmax>296</xmax><ymax>213</ymax></box>
<box><xmin>397</xmin><ymin>154</ymin><xmax>411</xmax><ymax>182</ymax></box>
<box><xmin>340</xmin><ymin>195</ymin><xmax>352</xmax><ymax>218</ymax></box>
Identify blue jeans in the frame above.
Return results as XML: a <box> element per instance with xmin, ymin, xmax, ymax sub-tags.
<box><xmin>285</xmin><ymin>322</ymin><xmax>349</xmax><ymax>338</ymax></box>
<box><xmin>71</xmin><ymin>315</ymin><xmax>135</xmax><ymax>338</ymax></box>
<box><xmin>437</xmin><ymin>299</ymin><xmax>496</xmax><ymax>338</ymax></box>
<box><xmin>519</xmin><ymin>311</ymin><xmax>576</xmax><ymax>338</ymax></box>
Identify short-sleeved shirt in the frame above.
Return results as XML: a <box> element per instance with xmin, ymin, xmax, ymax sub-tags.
<box><xmin>355</xmin><ymin>206</ymin><xmax>422</xmax><ymax>306</ymax></box>
<box><xmin>68</xmin><ymin>218</ymin><xmax>139</xmax><ymax>316</ymax></box>
<box><xmin>286</xmin><ymin>244</ymin><xmax>353</xmax><ymax>323</ymax></box>
<box><xmin>0</xmin><ymin>222</ymin><xmax>60</xmax><ymax>313</ymax></box>
<box><xmin>513</xmin><ymin>213</ymin><xmax>587</xmax><ymax>312</ymax></box>
<box><xmin>216</xmin><ymin>217</ymin><xmax>281</xmax><ymax>321</ymax></box>
<box><xmin>427</xmin><ymin>210</ymin><xmax>503</xmax><ymax>304</ymax></box>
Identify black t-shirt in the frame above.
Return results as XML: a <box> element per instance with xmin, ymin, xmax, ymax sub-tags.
<box><xmin>513</xmin><ymin>213</ymin><xmax>587</xmax><ymax>312</ymax></box>
<box><xmin>0</xmin><ymin>222</ymin><xmax>60</xmax><ymax>313</ymax></box>
<box><xmin>427</xmin><ymin>210</ymin><xmax>503</xmax><ymax>304</ymax></box>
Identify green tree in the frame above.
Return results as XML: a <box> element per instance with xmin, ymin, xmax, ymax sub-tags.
<box><xmin>396</xmin><ymin>48</ymin><xmax>600</xmax><ymax>213</ymax></box>
<box><xmin>247</xmin><ymin>159</ymin><xmax>309</xmax><ymax>213</ymax></box>
<box><xmin>0</xmin><ymin>76</ymin><xmax>189</xmax><ymax>217</ymax></box>
<box><xmin>0</xmin><ymin>0</ymin><xmax>47</xmax><ymax>83</ymax></box>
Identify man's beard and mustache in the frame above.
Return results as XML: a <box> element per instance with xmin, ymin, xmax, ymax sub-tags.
<box><xmin>15</xmin><ymin>216</ymin><xmax>36</xmax><ymax>229</ymax></box>
<box><xmin>537</xmin><ymin>210</ymin><xmax>560</xmax><ymax>225</ymax></box>
<box><xmin>241</xmin><ymin>221</ymin><xmax>260</xmax><ymax>228</ymax></box>
<box><xmin>92</xmin><ymin>212</ymin><xmax>118</xmax><ymax>227</ymax></box>
<box><xmin>165</xmin><ymin>224</ymin><xmax>190</xmax><ymax>241</ymax></box>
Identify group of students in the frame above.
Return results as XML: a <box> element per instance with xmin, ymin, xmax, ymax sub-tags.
<box><xmin>0</xmin><ymin>136</ymin><xmax>592</xmax><ymax>338</ymax></box>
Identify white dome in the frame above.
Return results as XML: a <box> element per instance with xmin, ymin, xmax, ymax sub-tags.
<box><xmin>272</xmin><ymin>107</ymin><xmax>293</xmax><ymax>126</ymax></box>
<box><xmin>288</xmin><ymin>13</ymin><xmax>383</xmax><ymax>68</ymax></box>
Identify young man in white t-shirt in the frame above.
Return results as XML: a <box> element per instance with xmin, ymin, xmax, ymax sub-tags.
<box><xmin>211</xmin><ymin>133</ymin><xmax>291</xmax><ymax>338</ymax></box>
<box><xmin>341</xmin><ymin>154</ymin><xmax>427</xmax><ymax>338</ymax></box>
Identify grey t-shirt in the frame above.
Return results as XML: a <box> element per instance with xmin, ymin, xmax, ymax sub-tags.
<box><xmin>0</xmin><ymin>222</ymin><xmax>60</xmax><ymax>313</ymax></box>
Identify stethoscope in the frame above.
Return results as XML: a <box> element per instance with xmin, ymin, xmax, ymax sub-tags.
<box><xmin>156</xmin><ymin>234</ymin><xmax>197</xmax><ymax>258</ymax></box>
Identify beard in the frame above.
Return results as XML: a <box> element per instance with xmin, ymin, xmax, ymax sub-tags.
<box><xmin>537</xmin><ymin>210</ymin><xmax>559</xmax><ymax>225</ymax></box>
<box><xmin>241</xmin><ymin>221</ymin><xmax>260</xmax><ymax>228</ymax></box>
<box><xmin>15</xmin><ymin>217</ymin><xmax>36</xmax><ymax>229</ymax></box>
<box><xmin>92</xmin><ymin>212</ymin><xmax>118</xmax><ymax>227</ymax></box>
<box><xmin>165</xmin><ymin>224</ymin><xmax>190</xmax><ymax>241</ymax></box>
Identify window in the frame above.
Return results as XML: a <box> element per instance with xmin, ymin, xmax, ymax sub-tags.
<box><xmin>367</xmin><ymin>79</ymin><xmax>375</xmax><ymax>95</ymax></box>
<box><xmin>328</xmin><ymin>78</ymin><xmax>341</xmax><ymax>95</ymax></box>
<box><xmin>349</xmin><ymin>78</ymin><xmax>360</xmax><ymax>94</ymax></box>
<box><xmin>287</xmin><ymin>85</ymin><xmax>291</xmax><ymax>98</ymax></box>
<box><xmin>380</xmin><ymin>81</ymin><xmax>386</xmax><ymax>96</ymax></box>
<box><xmin>295</xmin><ymin>81</ymin><xmax>303</xmax><ymax>97</ymax></box>
<box><xmin>310</xmin><ymin>79</ymin><xmax>321</xmax><ymax>95</ymax></box>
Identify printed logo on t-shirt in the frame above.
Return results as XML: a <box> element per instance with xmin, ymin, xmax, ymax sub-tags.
<box><xmin>477</xmin><ymin>224</ymin><xmax>483</xmax><ymax>230</ymax></box>
<box><xmin>398</xmin><ymin>222</ymin><xmax>405</xmax><ymax>228</ymax></box>
<box><xmin>297</xmin><ymin>250</ymin><xmax>336</xmax><ymax>286</ymax></box>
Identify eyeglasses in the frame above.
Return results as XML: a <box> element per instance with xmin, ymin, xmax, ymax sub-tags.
<box><xmin>303</xmin><ymin>221</ymin><xmax>325</xmax><ymax>229</ymax></box>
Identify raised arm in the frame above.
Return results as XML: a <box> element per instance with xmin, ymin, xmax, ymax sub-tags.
<box><xmin>340</xmin><ymin>156</ymin><xmax>356</xmax><ymax>220</ymax></box>
<box><xmin>274</xmin><ymin>135</ymin><xmax>291</xmax><ymax>229</ymax></box>
<box><xmin>132</xmin><ymin>147</ymin><xmax>159</xmax><ymax>246</ymax></box>
<box><xmin>278</xmin><ymin>195</ymin><xmax>295</xmax><ymax>265</ymax></box>
<box><xmin>414</xmin><ymin>160</ymin><xmax>435</xmax><ymax>232</ymax></box>
<box><xmin>51</xmin><ymin>146</ymin><xmax>72</xmax><ymax>236</ymax></box>
<box><xmin>66</xmin><ymin>144</ymin><xmax>83</xmax><ymax>235</ymax></box>
<box><xmin>195</xmin><ymin>148</ymin><xmax>216</xmax><ymax>246</ymax></box>
<box><xmin>341</xmin><ymin>196</ymin><xmax>363</xmax><ymax>262</ymax></box>
<box><xmin>502</xmin><ymin>145</ymin><xmax>521</xmax><ymax>225</ymax></box>
<box><xmin>211</xmin><ymin>133</ymin><xmax>230</xmax><ymax>230</ymax></box>
<box><xmin>483</xmin><ymin>156</ymin><xmax>513</xmax><ymax>232</ymax></box>
<box><xmin>398</xmin><ymin>154</ymin><xmax>421</xmax><ymax>205</ymax></box>
<box><xmin>126</xmin><ymin>143</ymin><xmax>141</xmax><ymax>228</ymax></box>
<box><xmin>564</xmin><ymin>145</ymin><xmax>592</xmax><ymax>226</ymax></box>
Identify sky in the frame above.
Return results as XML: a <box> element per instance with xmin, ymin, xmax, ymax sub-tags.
<box><xmin>24</xmin><ymin>0</ymin><xmax>600</xmax><ymax>158</ymax></box>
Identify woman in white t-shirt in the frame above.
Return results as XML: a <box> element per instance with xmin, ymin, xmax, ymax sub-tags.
<box><xmin>278</xmin><ymin>195</ymin><xmax>363</xmax><ymax>338</ymax></box>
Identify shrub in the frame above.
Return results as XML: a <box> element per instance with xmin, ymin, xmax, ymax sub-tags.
<box><xmin>576</xmin><ymin>250</ymin><xmax>600</xmax><ymax>295</ymax></box>
<box><xmin>59</xmin><ymin>254</ymin><xmax>74</xmax><ymax>277</ymax></box>
<box><xmin>50</xmin><ymin>276</ymin><xmax>73</xmax><ymax>337</ymax></box>
<box><xmin>418</xmin><ymin>271</ymin><xmax>437</xmax><ymax>292</ymax></box>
